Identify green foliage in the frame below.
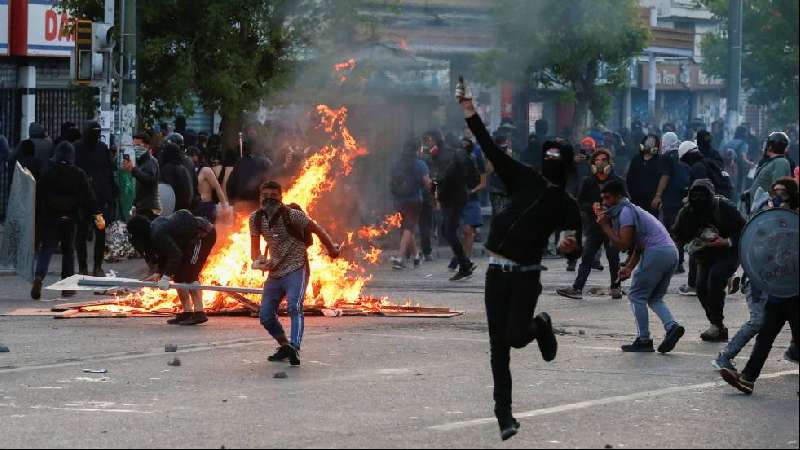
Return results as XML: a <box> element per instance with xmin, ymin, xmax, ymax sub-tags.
<box><xmin>487</xmin><ymin>0</ymin><xmax>648</xmax><ymax>131</ymax></box>
<box><xmin>701</xmin><ymin>0</ymin><xmax>799</xmax><ymax>126</ymax></box>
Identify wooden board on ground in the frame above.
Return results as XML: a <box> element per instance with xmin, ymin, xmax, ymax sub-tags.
<box><xmin>51</xmin><ymin>299</ymin><xmax>125</xmax><ymax>312</ymax></box>
<box><xmin>1</xmin><ymin>308</ymin><xmax>66</xmax><ymax>317</ymax></box>
<box><xmin>55</xmin><ymin>309</ymin><xmax>171</xmax><ymax>319</ymax></box>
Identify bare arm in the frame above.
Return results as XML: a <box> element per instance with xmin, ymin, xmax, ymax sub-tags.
<box><xmin>471</xmin><ymin>173</ymin><xmax>488</xmax><ymax>194</ymax></box>
<box><xmin>652</xmin><ymin>174</ymin><xmax>669</xmax><ymax>209</ymax></box>
<box><xmin>599</xmin><ymin>221</ymin><xmax>637</xmax><ymax>252</ymax></box>
<box><xmin>307</xmin><ymin>221</ymin><xmax>339</xmax><ymax>257</ymax></box>
<box><xmin>201</xmin><ymin>167</ymin><xmax>228</xmax><ymax>205</ymax></box>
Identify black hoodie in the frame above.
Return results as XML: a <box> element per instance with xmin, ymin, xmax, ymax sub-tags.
<box><xmin>466</xmin><ymin>113</ymin><xmax>582</xmax><ymax>265</ymax></box>
<box><xmin>159</xmin><ymin>143</ymin><xmax>194</xmax><ymax>211</ymax></box>
<box><xmin>75</xmin><ymin>121</ymin><xmax>117</xmax><ymax>205</ymax></box>
<box><xmin>38</xmin><ymin>142</ymin><xmax>97</xmax><ymax>220</ymax></box>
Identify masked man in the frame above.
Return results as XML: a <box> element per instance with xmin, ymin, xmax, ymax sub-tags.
<box><xmin>250</xmin><ymin>181</ymin><xmax>340</xmax><ymax>367</ymax></box>
<box><xmin>458</xmin><ymin>79</ymin><xmax>582</xmax><ymax>442</ymax></box>
<box><xmin>672</xmin><ymin>179</ymin><xmax>745</xmax><ymax>342</ymax></box>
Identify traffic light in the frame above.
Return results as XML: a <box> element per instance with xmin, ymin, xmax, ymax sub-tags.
<box><xmin>72</xmin><ymin>20</ymin><xmax>115</xmax><ymax>85</ymax></box>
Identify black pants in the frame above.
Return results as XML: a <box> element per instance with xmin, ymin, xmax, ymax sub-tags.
<box><xmin>742</xmin><ymin>300</ymin><xmax>799</xmax><ymax>382</ymax></box>
<box><xmin>573</xmin><ymin>230</ymin><xmax>620</xmax><ymax>290</ymax></box>
<box><xmin>419</xmin><ymin>199</ymin><xmax>434</xmax><ymax>257</ymax></box>
<box><xmin>76</xmin><ymin>204</ymin><xmax>109</xmax><ymax>271</ymax></box>
<box><xmin>695</xmin><ymin>252</ymin><xmax>738</xmax><ymax>326</ymax></box>
<box><xmin>688</xmin><ymin>255</ymin><xmax>697</xmax><ymax>288</ymax></box>
<box><xmin>35</xmin><ymin>216</ymin><xmax>76</xmax><ymax>280</ymax></box>
<box><xmin>441</xmin><ymin>205</ymin><xmax>470</xmax><ymax>269</ymax></box>
<box><xmin>485</xmin><ymin>267</ymin><xmax>543</xmax><ymax>416</ymax></box>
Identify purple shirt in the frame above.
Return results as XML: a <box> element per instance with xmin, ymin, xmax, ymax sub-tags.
<box><xmin>620</xmin><ymin>205</ymin><xmax>675</xmax><ymax>250</ymax></box>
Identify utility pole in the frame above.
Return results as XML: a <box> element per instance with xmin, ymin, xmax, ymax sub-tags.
<box><xmin>98</xmin><ymin>0</ymin><xmax>115</xmax><ymax>145</ymax></box>
<box><xmin>647</xmin><ymin>7</ymin><xmax>658</xmax><ymax>125</ymax></box>
<box><xmin>725</xmin><ymin>0</ymin><xmax>743</xmax><ymax>140</ymax></box>
<box><xmin>119</xmin><ymin>0</ymin><xmax>137</xmax><ymax>146</ymax></box>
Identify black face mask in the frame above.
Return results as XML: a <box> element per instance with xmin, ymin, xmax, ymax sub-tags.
<box><xmin>543</xmin><ymin>159</ymin><xmax>567</xmax><ymax>188</ymax></box>
<box><xmin>688</xmin><ymin>191</ymin><xmax>714</xmax><ymax>214</ymax></box>
<box><xmin>261</xmin><ymin>198</ymin><xmax>282</xmax><ymax>216</ymax></box>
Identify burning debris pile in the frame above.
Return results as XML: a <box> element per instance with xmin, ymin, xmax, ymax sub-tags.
<box><xmin>48</xmin><ymin>93</ymin><xmax>460</xmax><ymax>320</ymax></box>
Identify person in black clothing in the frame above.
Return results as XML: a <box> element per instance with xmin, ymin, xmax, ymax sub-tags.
<box><xmin>523</xmin><ymin>119</ymin><xmax>549</xmax><ymax>170</ymax></box>
<box><xmin>75</xmin><ymin>121</ymin><xmax>117</xmax><ymax>277</ymax></box>
<box><xmin>159</xmin><ymin>143</ymin><xmax>195</xmax><ymax>212</ymax></box>
<box><xmin>697</xmin><ymin>129</ymin><xmax>723</xmax><ymax>165</ymax></box>
<box><xmin>127</xmin><ymin>210</ymin><xmax>217</xmax><ymax>326</ymax></box>
<box><xmin>458</xmin><ymin>80</ymin><xmax>581</xmax><ymax>441</ymax></box>
<box><xmin>432</xmin><ymin>137</ymin><xmax>478</xmax><ymax>281</ymax></box>
<box><xmin>557</xmin><ymin>149</ymin><xmax>624</xmax><ymax>300</ymax></box>
<box><xmin>123</xmin><ymin>141</ymin><xmax>161</xmax><ymax>220</ymax></box>
<box><xmin>30</xmin><ymin>142</ymin><xmax>102</xmax><ymax>300</ymax></box>
<box><xmin>226</xmin><ymin>143</ymin><xmax>273</xmax><ymax>215</ymax></box>
<box><xmin>672</xmin><ymin>179</ymin><xmax>746</xmax><ymax>342</ymax></box>
<box><xmin>626</xmin><ymin>134</ymin><xmax>663</xmax><ymax>217</ymax></box>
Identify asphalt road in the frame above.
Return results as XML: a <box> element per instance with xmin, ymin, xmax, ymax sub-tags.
<box><xmin>0</xmin><ymin>254</ymin><xmax>797</xmax><ymax>449</ymax></box>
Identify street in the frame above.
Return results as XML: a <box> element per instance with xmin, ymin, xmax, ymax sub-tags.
<box><xmin>1</xmin><ymin>255</ymin><xmax>797</xmax><ymax>449</ymax></box>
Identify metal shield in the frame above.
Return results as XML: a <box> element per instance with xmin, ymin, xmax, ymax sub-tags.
<box><xmin>0</xmin><ymin>163</ymin><xmax>36</xmax><ymax>282</ymax></box>
<box><xmin>739</xmin><ymin>208</ymin><xmax>799</xmax><ymax>298</ymax></box>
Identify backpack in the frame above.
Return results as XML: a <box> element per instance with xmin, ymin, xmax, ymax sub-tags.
<box><xmin>702</xmin><ymin>158</ymin><xmax>733</xmax><ymax>199</ymax></box>
<box><xmin>391</xmin><ymin>157</ymin><xmax>422</xmax><ymax>199</ymax></box>
<box><xmin>255</xmin><ymin>203</ymin><xmax>313</xmax><ymax>248</ymax></box>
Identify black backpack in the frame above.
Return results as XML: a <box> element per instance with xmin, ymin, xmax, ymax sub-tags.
<box><xmin>390</xmin><ymin>157</ymin><xmax>422</xmax><ymax>199</ymax></box>
<box><xmin>255</xmin><ymin>203</ymin><xmax>313</xmax><ymax>248</ymax></box>
<box><xmin>702</xmin><ymin>158</ymin><xmax>733</xmax><ymax>199</ymax></box>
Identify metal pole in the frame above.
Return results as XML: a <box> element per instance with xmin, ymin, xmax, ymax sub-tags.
<box><xmin>647</xmin><ymin>8</ymin><xmax>658</xmax><ymax>125</ymax></box>
<box><xmin>120</xmin><ymin>0</ymin><xmax>137</xmax><ymax>145</ymax></box>
<box><xmin>726</xmin><ymin>0</ymin><xmax>743</xmax><ymax>140</ymax></box>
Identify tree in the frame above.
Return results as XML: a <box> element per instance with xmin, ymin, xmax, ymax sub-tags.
<box><xmin>701</xmin><ymin>0</ymin><xmax>799</xmax><ymax>127</ymax></box>
<box><xmin>61</xmin><ymin>0</ymin><xmax>368</xmax><ymax>155</ymax></box>
<box><xmin>484</xmin><ymin>0</ymin><xmax>649</xmax><ymax>137</ymax></box>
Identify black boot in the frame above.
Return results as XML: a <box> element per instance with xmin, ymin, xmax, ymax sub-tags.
<box><xmin>180</xmin><ymin>312</ymin><xmax>209</xmax><ymax>326</ymax></box>
<box><xmin>31</xmin><ymin>276</ymin><xmax>43</xmax><ymax>300</ymax></box>
<box><xmin>167</xmin><ymin>312</ymin><xmax>191</xmax><ymax>325</ymax></box>
<box><xmin>533</xmin><ymin>313</ymin><xmax>558</xmax><ymax>362</ymax></box>
<box><xmin>496</xmin><ymin>412</ymin><xmax>520</xmax><ymax>441</ymax></box>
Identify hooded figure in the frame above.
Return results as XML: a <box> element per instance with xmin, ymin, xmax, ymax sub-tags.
<box><xmin>30</xmin><ymin>141</ymin><xmax>100</xmax><ymax>299</ymax></box>
<box><xmin>27</xmin><ymin>123</ymin><xmax>53</xmax><ymax>167</ymax></box>
<box><xmin>697</xmin><ymin>130</ymin><xmax>723</xmax><ymax>165</ymax></box>
<box><xmin>160</xmin><ymin>143</ymin><xmax>195</xmax><ymax>212</ymax></box>
<box><xmin>672</xmin><ymin>178</ymin><xmax>745</xmax><ymax>341</ymax></box>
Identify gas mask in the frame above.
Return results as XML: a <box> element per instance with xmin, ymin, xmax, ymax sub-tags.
<box><xmin>261</xmin><ymin>198</ymin><xmax>282</xmax><ymax>217</ymax></box>
<box><xmin>640</xmin><ymin>136</ymin><xmax>659</xmax><ymax>155</ymax></box>
<box><xmin>592</xmin><ymin>160</ymin><xmax>611</xmax><ymax>177</ymax></box>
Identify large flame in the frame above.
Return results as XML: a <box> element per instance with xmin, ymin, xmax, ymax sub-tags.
<box><xmin>95</xmin><ymin>102</ymin><xmax>403</xmax><ymax>314</ymax></box>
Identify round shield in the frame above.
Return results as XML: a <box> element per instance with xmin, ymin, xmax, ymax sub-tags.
<box><xmin>739</xmin><ymin>208</ymin><xmax>799</xmax><ymax>298</ymax></box>
<box><xmin>158</xmin><ymin>183</ymin><xmax>176</xmax><ymax>216</ymax></box>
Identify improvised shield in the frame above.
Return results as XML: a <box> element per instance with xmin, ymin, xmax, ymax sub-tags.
<box><xmin>739</xmin><ymin>208</ymin><xmax>799</xmax><ymax>298</ymax></box>
<box><xmin>0</xmin><ymin>163</ymin><xmax>36</xmax><ymax>281</ymax></box>
<box><xmin>158</xmin><ymin>183</ymin><xmax>176</xmax><ymax>216</ymax></box>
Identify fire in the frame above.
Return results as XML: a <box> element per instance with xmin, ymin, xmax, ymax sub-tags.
<box><xmin>334</xmin><ymin>58</ymin><xmax>356</xmax><ymax>83</ymax></box>
<box><xmin>98</xmin><ymin>101</ymin><xmax>402</xmax><ymax>314</ymax></box>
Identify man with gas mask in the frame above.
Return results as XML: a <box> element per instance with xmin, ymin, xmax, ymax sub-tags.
<box><xmin>126</xmin><ymin>210</ymin><xmax>217</xmax><ymax>326</ymax></box>
<box><xmin>672</xmin><ymin>179</ymin><xmax>745</xmax><ymax>342</ymax></box>
<box><xmin>557</xmin><ymin>149</ymin><xmax>625</xmax><ymax>300</ymax></box>
<box><xmin>457</xmin><ymin>79</ymin><xmax>581</xmax><ymax>441</ymax></box>
<box><xmin>250</xmin><ymin>181</ymin><xmax>340</xmax><ymax>367</ymax></box>
<box><xmin>626</xmin><ymin>134</ymin><xmax>663</xmax><ymax>217</ymax></box>
<box><xmin>748</xmin><ymin>132</ymin><xmax>793</xmax><ymax>209</ymax></box>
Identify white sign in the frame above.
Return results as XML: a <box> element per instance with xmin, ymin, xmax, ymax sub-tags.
<box><xmin>0</xmin><ymin>0</ymin><xmax>8</xmax><ymax>56</ymax></box>
<box><xmin>27</xmin><ymin>1</ymin><xmax>74</xmax><ymax>57</ymax></box>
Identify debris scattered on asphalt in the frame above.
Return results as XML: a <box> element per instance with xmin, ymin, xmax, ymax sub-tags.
<box><xmin>165</xmin><ymin>344</ymin><xmax>178</xmax><ymax>353</ymax></box>
<box><xmin>82</xmin><ymin>369</ymin><xmax>108</xmax><ymax>374</ymax></box>
<box><xmin>167</xmin><ymin>357</ymin><xmax>181</xmax><ymax>367</ymax></box>
<box><xmin>0</xmin><ymin>344</ymin><xmax>9</xmax><ymax>353</ymax></box>
<box><xmin>273</xmin><ymin>372</ymin><xmax>288</xmax><ymax>379</ymax></box>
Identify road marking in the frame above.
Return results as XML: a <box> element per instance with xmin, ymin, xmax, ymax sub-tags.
<box><xmin>30</xmin><ymin>405</ymin><xmax>153</xmax><ymax>414</ymax></box>
<box><xmin>429</xmin><ymin>369</ymin><xmax>799</xmax><ymax>432</ymax></box>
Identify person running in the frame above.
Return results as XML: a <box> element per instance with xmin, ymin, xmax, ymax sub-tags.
<box><xmin>250</xmin><ymin>181</ymin><xmax>340</xmax><ymax>367</ymax></box>
<box><xmin>389</xmin><ymin>139</ymin><xmax>431</xmax><ymax>270</ymax></box>
<box><xmin>672</xmin><ymin>179</ymin><xmax>745</xmax><ymax>342</ymax></box>
<box><xmin>557</xmin><ymin>149</ymin><xmax>624</xmax><ymax>300</ymax></box>
<box><xmin>596</xmin><ymin>180</ymin><xmax>686</xmax><ymax>353</ymax></box>
<box><xmin>458</xmin><ymin>79</ymin><xmax>581</xmax><ymax>441</ymax></box>
<box><xmin>127</xmin><ymin>210</ymin><xmax>217</xmax><ymax>326</ymax></box>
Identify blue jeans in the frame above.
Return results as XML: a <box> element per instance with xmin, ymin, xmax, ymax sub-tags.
<box><xmin>628</xmin><ymin>246</ymin><xmax>679</xmax><ymax>340</ymax></box>
<box><xmin>260</xmin><ymin>267</ymin><xmax>308</xmax><ymax>349</ymax></box>
<box><xmin>720</xmin><ymin>287</ymin><xmax>767</xmax><ymax>361</ymax></box>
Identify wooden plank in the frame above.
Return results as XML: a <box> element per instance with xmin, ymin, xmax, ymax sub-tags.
<box><xmin>51</xmin><ymin>299</ymin><xmax>124</xmax><ymax>312</ymax></box>
<box><xmin>1</xmin><ymin>308</ymin><xmax>65</xmax><ymax>317</ymax></box>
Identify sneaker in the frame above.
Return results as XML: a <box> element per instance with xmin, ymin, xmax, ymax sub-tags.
<box><xmin>674</xmin><ymin>265</ymin><xmax>686</xmax><ymax>275</ymax></box>
<box><xmin>447</xmin><ymin>257</ymin><xmax>459</xmax><ymax>272</ymax></box>
<box><xmin>658</xmin><ymin>325</ymin><xmax>685</xmax><ymax>354</ymax></box>
<box><xmin>62</xmin><ymin>290</ymin><xmax>76</xmax><ymax>298</ymax></box>
<box><xmin>720</xmin><ymin>368</ymin><xmax>753</xmax><ymax>395</ymax></box>
<box><xmin>610</xmin><ymin>287</ymin><xmax>623</xmax><ymax>300</ymax></box>
<box><xmin>556</xmin><ymin>287</ymin><xmax>583</xmax><ymax>300</ymax></box>
<box><xmin>79</xmin><ymin>267</ymin><xmax>89</xmax><ymax>276</ymax></box>
<box><xmin>566</xmin><ymin>262</ymin><xmax>577</xmax><ymax>272</ymax></box>
<box><xmin>592</xmin><ymin>261</ymin><xmax>604</xmax><ymax>271</ymax></box>
<box><xmin>180</xmin><ymin>312</ymin><xmax>209</xmax><ymax>326</ymax></box>
<box><xmin>534</xmin><ymin>313</ymin><xmax>558</xmax><ymax>362</ymax></box>
<box><xmin>497</xmin><ymin>416</ymin><xmax>520</xmax><ymax>441</ymax></box>
<box><xmin>413</xmin><ymin>256</ymin><xmax>421</xmax><ymax>268</ymax></box>
<box><xmin>621</xmin><ymin>338</ymin><xmax>655</xmax><ymax>353</ymax></box>
<box><xmin>286</xmin><ymin>345</ymin><xmax>301</xmax><ymax>366</ymax></box>
<box><xmin>92</xmin><ymin>267</ymin><xmax>106</xmax><ymax>278</ymax></box>
<box><xmin>268</xmin><ymin>345</ymin><xmax>292</xmax><ymax>362</ymax></box>
<box><xmin>712</xmin><ymin>353</ymin><xmax>737</xmax><ymax>371</ymax></box>
<box><xmin>167</xmin><ymin>312</ymin><xmax>191</xmax><ymax>325</ymax></box>
<box><xmin>391</xmin><ymin>257</ymin><xmax>406</xmax><ymax>270</ymax></box>
<box><xmin>701</xmin><ymin>324</ymin><xmax>728</xmax><ymax>342</ymax></box>
<box><xmin>678</xmin><ymin>285</ymin><xmax>697</xmax><ymax>296</ymax></box>
<box><xmin>30</xmin><ymin>276</ymin><xmax>43</xmax><ymax>300</ymax></box>
<box><xmin>450</xmin><ymin>267</ymin><xmax>474</xmax><ymax>282</ymax></box>
<box><xmin>423</xmin><ymin>254</ymin><xmax>434</xmax><ymax>263</ymax></box>
<box><xmin>728</xmin><ymin>276</ymin><xmax>741</xmax><ymax>295</ymax></box>
<box><xmin>784</xmin><ymin>345</ymin><xmax>798</xmax><ymax>364</ymax></box>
